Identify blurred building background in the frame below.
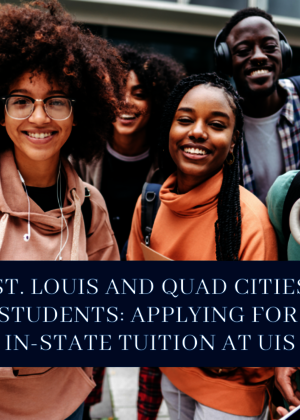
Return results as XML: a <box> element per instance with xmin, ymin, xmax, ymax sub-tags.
<box><xmin>61</xmin><ymin>0</ymin><xmax>300</xmax><ymax>76</ymax></box>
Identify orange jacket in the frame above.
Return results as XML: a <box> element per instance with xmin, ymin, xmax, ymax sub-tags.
<box><xmin>128</xmin><ymin>169</ymin><xmax>277</xmax><ymax>416</ymax></box>
<box><xmin>127</xmin><ymin>169</ymin><xmax>278</xmax><ymax>261</ymax></box>
<box><xmin>160</xmin><ymin>367</ymin><xmax>274</xmax><ymax>416</ymax></box>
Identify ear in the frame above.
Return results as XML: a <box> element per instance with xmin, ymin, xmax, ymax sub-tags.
<box><xmin>0</xmin><ymin>118</ymin><xmax>5</xmax><ymax>127</ymax></box>
<box><xmin>229</xmin><ymin>130</ymin><xmax>239</xmax><ymax>153</ymax></box>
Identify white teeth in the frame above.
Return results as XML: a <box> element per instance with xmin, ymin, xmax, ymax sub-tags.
<box><xmin>120</xmin><ymin>114</ymin><xmax>135</xmax><ymax>119</ymax></box>
<box><xmin>183</xmin><ymin>147</ymin><xmax>207</xmax><ymax>155</ymax></box>
<box><xmin>250</xmin><ymin>69</ymin><xmax>269</xmax><ymax>76</ymax></box>
<box><xmin>27</xmin><ymin>132</ymin><xmax>52</xmax><ymax>139</ymax></box>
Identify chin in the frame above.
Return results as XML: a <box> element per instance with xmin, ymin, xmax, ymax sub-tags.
<box><xmin>19</xmin><ymin>147</ymin><xmax>58</xmax><ymax>163</ymax></box>
<box><xmin>243</xmin><ymin>80</ymin><xmax>278</xmax><ymax>99</ymax></box>
<box><xmin>114</xmin><ymin>125</ymin><xmax>137</xmax><ymax>136</ymax></box>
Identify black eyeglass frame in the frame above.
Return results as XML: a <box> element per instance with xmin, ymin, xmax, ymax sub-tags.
<box><xmin>1</xmin><ymin>94</ymin><xmax>76</xmax><ymax>121</ymax></box>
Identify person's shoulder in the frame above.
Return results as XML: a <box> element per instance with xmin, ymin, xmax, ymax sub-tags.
<box><xmin>278</xmin><ymin>78</ymin><xmax>300</xmax><ymax>106</ymax></box>
<box><xmin>267</xmin><ymin>170</ymin><xmax>298</xmax><ymax>209</ymax></box>
<box><xmin>83</xmin><ymin>182</ymin><xmax>107</xmax><ymax>212</ymax></box>
<box><xmin>238</xmin><ymin>186</ymin><xmax>278</xmax><ymax>260</ymax></box>
<box><xmin>69</xmin><ymin>154</ymin><xmax>104</xmax><ymax>186</ymax></box>
<box><xmin>239</xmin><ymin>186</ymin><xmax>272</xmax><ymax>228</ymax></box>
<box><xmin>239</xmin><ymin>186</ymin><xmax>267</xmax><ymax>213</ymax></box>
<box><xmin>134</xmin><ymin>194</ymin><xmax>142</xmax><ymax>218</ymax></box>
<box><xmin>279</xmin><ymin>78</ymin><xmax>297</xmax><ymax>94</ymax></box>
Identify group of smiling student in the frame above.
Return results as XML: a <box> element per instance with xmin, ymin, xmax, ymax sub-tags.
<box><xmin>0</xmin><ymin>0</ymin><xmax>300</xmax><ymax>419</ymax></box>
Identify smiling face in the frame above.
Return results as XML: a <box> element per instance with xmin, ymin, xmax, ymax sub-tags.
<box><xmin>226</xmin><ymin>16</ymin><xmax>282</xmax><ymax>98</ymax></box>
<box><xmin>169</xmin><ymin>84</ymin><xmax>238</xmax><ymax>192</ymax></box>
<box><xmin>1</xmin><ymin>71</ymin><xmax>74</xmax><ymax>167</ymax></box>
<box><xmin>112</xmin><ymin>70</ymin><xmax>151</xmax><ymax>137</ymax></box>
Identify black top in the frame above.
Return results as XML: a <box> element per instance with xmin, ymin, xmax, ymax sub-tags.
<box><xmin>26</xmin><ymin>176</ymin><xmax>66</xmax><ymax>212</ymax></box>
<box><xmin>101</xmin><ymin>149</ymin><xmax>152</xmax><ymax>251</ymax></box>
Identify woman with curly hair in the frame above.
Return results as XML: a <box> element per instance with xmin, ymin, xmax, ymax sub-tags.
<box><xmin>0</xmin><ymin>0</ymin><xmax>123</xmax><ymax>418</ymax></box>
<box><xmin>73</xmin><ymin>44</ymin><xmax>185</xmax><ymax>254</ymax></box>
<box><xmin>127</xmin><ymin>73</ymin><xmax>277</xmax><ymax>419</ymax></box>
<box><xmin>72</xmin><ymin>44</ymin><xmax>185</xmax><ymax>420</ymax></box>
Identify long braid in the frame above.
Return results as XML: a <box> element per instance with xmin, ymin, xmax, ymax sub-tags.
<box><xmin>215</xmin><ymin>142</ymin><xmax>242</xmax><ymax>260</ymax></box>
<box><xmin>158</xmin><ymin>73</ymin><xmax>244</xmax><ymax>261</ymax></box>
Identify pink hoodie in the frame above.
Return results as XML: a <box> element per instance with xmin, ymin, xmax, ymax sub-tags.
<box><xmin>0</xmin><ymin>150</ymin><xmax>119</xmax><ymax>418</ymax></box>
<box><xmin>0</xmin><ymin>367</ymin><xmax>95</xmax><ymax>419</ymax></box>
<box><xmin>0</xmin><ymin>150</ymin><xmax>119</xmax><ymax>260</ymax></box>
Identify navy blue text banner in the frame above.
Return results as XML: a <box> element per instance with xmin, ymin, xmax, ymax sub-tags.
<box><xmin>0</xmin><ymin>261</ymin><xmax>299</xmax><ymax>366</ymax></box>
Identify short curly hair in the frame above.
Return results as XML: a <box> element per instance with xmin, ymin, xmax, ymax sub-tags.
<box><xmin>117</xmin><ymin>44</ymin><xmax>186</xmax><ymax>150</ymax></box>
<box><xmin>0</xmin><ymin>0</ymin><xmax>126</xmax><ymax>161</ymax></box>
<box><xmin>221</xmin><ymin>7</ymin><xmax>276</xmax><ymax>42</ymax></box>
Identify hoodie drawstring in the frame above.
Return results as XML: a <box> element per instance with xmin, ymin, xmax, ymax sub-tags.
<box><xmin>0</xmin><ymin>192</ymin><xmax>82</xmax><ymax>260</ymax></box>
<box><xmin>0</xmin><ymin>213</ymin><xmax>9</xmax><ymax>252</ymax></box>
<box><xmin>70</xmin><ymin>190</ymin><xmax>82</xmax><ymax>261</ymax></box>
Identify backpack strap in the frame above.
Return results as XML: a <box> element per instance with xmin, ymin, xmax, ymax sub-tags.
<box><xmin>141</xmin><ymin>183</ymin><xmax>162</xmax><ymax>246</ymax></box>
<box><xmin>282</xmin><ymin>171</ymin><xmax>300</xmax><ymax>244</ymax></box>
<box><xmin>81</xmin><ymin>187</ymin><xmax>92</xmax><ymax>237</ymax></box>
<box><xmin>289</xmin><ymin>76</ymin><xmax>300</xmax><ymax>97</ymax></box>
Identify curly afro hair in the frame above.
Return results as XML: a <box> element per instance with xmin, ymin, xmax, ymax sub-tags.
<box><xmin>221</xmin><ymin>7</ymin><xmax>276</xmax><ymax>42</ymax></box>
<box><xmin>0</xmin><ymin>0</ymin><xmax>126</xmax><ymax>162</ymax></box>
<box><xmin>117</xmin><ymin>44</ymin><xmax>186</xmax><ymax>151</ymax></box>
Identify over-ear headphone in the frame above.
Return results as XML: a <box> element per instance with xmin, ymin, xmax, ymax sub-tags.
<box><xmin>214</xmin><ymin>27</ymin><xmax>293</xmax><ymax>75</ymax></box>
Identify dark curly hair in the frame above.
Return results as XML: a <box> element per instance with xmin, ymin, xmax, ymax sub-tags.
<box><xmin>117</xmin><ymin>44</ymin><xmax>186</xmax><ymax>150</ymax></box>
<box><xmin>0</xmin><ymin>0</ymin><xmax>126</xmax><ymax>162</ymax></box>
<box><xmin>221</xmin><ymin>7</ymin><xmax>276</xmax><ymax>42</ymax></box>
<box><xmin>158</xmin><ymin>73</ymin><xmax>244</xmax><ymax>261</ymax></box>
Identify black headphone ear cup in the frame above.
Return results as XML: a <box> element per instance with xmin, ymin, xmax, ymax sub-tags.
<box><xmin>280</xmin><ymin>40</ymin><xmax>293</xmax><ymax>73</ymax></box>
<box><xmin>216</xmin><ymin>42</ymin><xmax>232</xmax><ymax>76</ymax></box>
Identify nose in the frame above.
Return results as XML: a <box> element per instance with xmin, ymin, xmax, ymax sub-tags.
<box><xmin>28</xmin><ymin>102</ymin><xmax>51</xmax><ymax>124</ymax></box>
<box><xmin>250</xmin><ymin>45</ymin><xmax>268</xmax><ymax>64</ymax></box>
<box><xmin>124</xmin><ymin>90</ymin><xmax>133</xmax><ymax>105</ymax></box>
<box><xmin>188</xmin><ymin>120</ymin><xmax>208</xmax><ymax>141</ymax></box>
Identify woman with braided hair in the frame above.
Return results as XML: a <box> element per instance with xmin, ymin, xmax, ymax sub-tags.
<box><xmin>127</xmin><ymin>73</ymin><xmax>277</xmax><ymax>419</ymax></box>
<box><xmin>128</xmin><ymin>73</ymin><xmax>277</xmax><ymax>262</ymax></box>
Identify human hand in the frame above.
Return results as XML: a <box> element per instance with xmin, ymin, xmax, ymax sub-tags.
<box><xmin>276</xmin><ymin>406</ymin><xmax>296</xmax><ymax>418</ymax></box>
<box><xmin>275</xmin><ymin>368</ymin><xmax>300</xmax><ymax>407</ymax></box>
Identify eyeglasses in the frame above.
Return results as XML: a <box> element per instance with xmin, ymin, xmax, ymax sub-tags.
<box><xmin>1</xmin><ymin>95</ymin><xmax>76</xmax><ymax>121</ymax></box>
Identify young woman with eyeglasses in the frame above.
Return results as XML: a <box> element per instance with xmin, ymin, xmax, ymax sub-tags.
<box><xmin>127</xmin><ymin>74</ymin><xmax>278</xmax><ymax>419</ymax></box>
<box><xmin>0</xmin><ymin>0</ymin><xmax>123</xmax><ymax>261</ymax></box>
<box><xmin>0</xmin><ymin>0</ymin><xmax>123</xmax><ymax>418</ymax></box>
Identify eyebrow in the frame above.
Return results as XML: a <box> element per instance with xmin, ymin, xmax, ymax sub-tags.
<box><xmin>177</xmin><ymin>108</ymin><xmax>230</xmax><ymax>120</ymax></box>
<box><xmin>9</xmin><ymin>89</ymin><xmax>67</xmax><ymax>96</ymax></box>
<box><xmin>233</xmin><ymin>35</ymin><xmax>278</xmax><ymax>50</ymax></box>
<box><xmin>177</xmin><ymin>107</ymin><xmax>194</xmax><ymax>112</ymax></box>
<box><xmin>211</xmin><ymin>111</ymin><xmax>230</xmax><ymax>120</ymax></box>
<box><xmin>132</xmin><ymin>85</ymin><xmax>144</xmax><ymax>90</ymax></box>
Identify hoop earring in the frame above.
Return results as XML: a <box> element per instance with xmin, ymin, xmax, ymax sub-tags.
<box><xmin>226</xmin><ymin>152</ymin><xmax>235</xmax><ymax>166</ymax></box>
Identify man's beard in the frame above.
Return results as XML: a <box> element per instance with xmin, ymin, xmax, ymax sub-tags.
<box><xmin>238</xmin><ymin>79</ymin><xmax>278</xmax><ymax>100</ymax></box>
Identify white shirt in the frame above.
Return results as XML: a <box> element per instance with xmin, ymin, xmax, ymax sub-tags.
<box><xmin>243</xmin><ymin>106</ymin><xmax>285</xmax><ymax>203</ymax></box>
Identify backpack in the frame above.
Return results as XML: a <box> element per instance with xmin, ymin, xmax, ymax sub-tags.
<box><xmin>281</xmin><ymin>76</ymin><xmax>300</xmax><ymax>244</ymax></box>
<box><xmin>119</xmin><ymin>182</ymin><xmax>162</xmax><ymax>260</ymax></box>
<box><xmin>141</xmin><ymin>183</ymin><xmax>162</xmax><ymax>246</ymax></box>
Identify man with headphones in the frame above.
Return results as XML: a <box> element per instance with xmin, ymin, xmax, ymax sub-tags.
<box><xmin>214</xmin><ymin>7</ymin><xmax>298</xmax><ymax>204</ymax></box>
<box><xmin>215</xmin><ymin>8</ymin><xmax>300</xmax><ymax>415</ymax></box>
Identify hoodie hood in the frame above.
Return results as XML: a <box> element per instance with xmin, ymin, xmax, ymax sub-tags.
<box><xmin>0</xmin><ymin>150</ymin><xmax>86</xmax><ymax>260</ymax></box>
<box><xmin>0</xmin><ymin>149</ymin><xmax>85</xmax><ymax>234</ymax></box>
<box><xmin>159</xmin><ymin>168</ymin><xmax>223</xmax><ymax>218</ymax></box>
